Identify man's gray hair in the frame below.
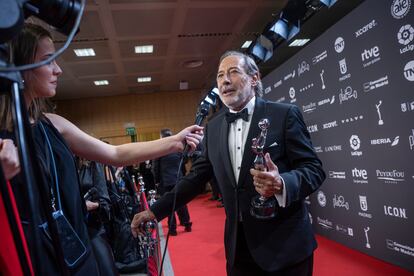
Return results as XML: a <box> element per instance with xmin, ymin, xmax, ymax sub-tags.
<box><xmin>219</xmin><ymin>51</ymin><xmax>263</xmax><ymax>97</ymax></box>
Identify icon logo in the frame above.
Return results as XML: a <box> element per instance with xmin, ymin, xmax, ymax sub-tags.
<box><xmin>376</xmin><ymin>100</ymin><xmax>384</xmax><ymax>125</ymax></box>
<box><xmin>364</xmin><ymin>227</ymin><xmax>371</xmax><ymax>248</ymax></box>
<box><xmin>320</xmin><ymin>70</ymin><xmax>326</xmax><ymax>90</ymax></box>
<box><xmin>334</xmin><ymin>37</ymin><xmax>345</xmax><ymax>53</ymax></box>
<box><xmin>409</xmin><ymin>129</ymin><xmax>414</xmax><ymax>150</ymax></box>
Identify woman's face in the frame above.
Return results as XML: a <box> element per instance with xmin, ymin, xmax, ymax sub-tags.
<box><xmin>26</xmin><ymin>36</ymin><xmax>62</xmax><ymax>99</ymax></box>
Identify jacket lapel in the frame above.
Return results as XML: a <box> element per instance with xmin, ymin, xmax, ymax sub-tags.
<box><xmin>219</xmin><ymin>111</ymin><xmax>237</xmax><ymax>188</ymax></box>
<box><xmin>238</xmin><ymin>97</ymin><xmax>267</xmax><ymax>187</ymax></box>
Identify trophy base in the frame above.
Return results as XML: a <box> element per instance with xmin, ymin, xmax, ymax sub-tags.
<box><xmin>250</xmin><ymin>196</ymin><xmax>277</xmax><ymax>219</ymax></box>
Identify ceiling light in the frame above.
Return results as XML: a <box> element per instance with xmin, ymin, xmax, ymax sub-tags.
<box><xmin>183</xmin><ymin>60</ymin><xmax>203</xmax><ymax>69</ymax></box>
<box><xmin>288</xmin><ymin>38</ymin><xmax>310</xmax><ymax>47</ymax></box>
<box><xmin>74</xmin><ymin>48</ymin><xmax>96</xmax><ymax>57</ymax></box>
<box><xmin>134</xmin><ymin>45</ymin><xmax>154</xmax><ymax>54</ymax></box>
<box><xmin>137</xmin><ymin>77</ymin><xmax>151</xmax><ymax>83</ymax></box>
<box><xmin>241</xmin><ymin>40</ymin><xmax>252</xmax><ymax>49</ymax></box>
<box><xmin>94</xmin><ymin>80</ymin><xmax>109</xmax><ymax>86</ymax></box>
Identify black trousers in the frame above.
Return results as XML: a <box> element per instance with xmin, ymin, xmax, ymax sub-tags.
<box><xmin>160</xmin><ymin>185</ymin><xmax>191</xmax><ymax>230</ymax></box>
<box><xmin>227</xmin><ymin>223</ymin><xmax>313</xmax><ymax>276</ymax></box>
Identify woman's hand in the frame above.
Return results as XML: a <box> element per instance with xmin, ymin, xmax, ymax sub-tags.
<box><xmin>0</xmin><ymin>139</ymin><xmax>20</xmax><ymax>180</ymax></box>
<box><xmin>174</xmin><ymin>125</ymin><xmax>204</xmax><ymax>152</ymax></box>
<box><xmin>85</xmin><ymin>200</ymin><xmax>99</xmax><ymax>211</ymax></box>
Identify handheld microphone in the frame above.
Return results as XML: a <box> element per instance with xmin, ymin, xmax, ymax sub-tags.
<box><xmin>83</xmin><ymin>187</ymin><xmax>98</xmax><ymax>200</ymax></box>
<box><xmin>182</xmin><ymin>87</ymin><xmax>219</xmax><ymax>156</ymax></box>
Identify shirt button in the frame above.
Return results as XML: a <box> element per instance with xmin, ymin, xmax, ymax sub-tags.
<box><xmin>238</xmin><ymin>128</ymin><xmax>241</xmax><ymax>131</ymax></box>
<box><xmin>237</xmin><ymin>147</ymin><xmax>241</xmax><ymax>150</ymax></box>
<box><xmin>237</xmin><ymin>166</ymin><xmax>240</xmax><ymax>170</ymax></box>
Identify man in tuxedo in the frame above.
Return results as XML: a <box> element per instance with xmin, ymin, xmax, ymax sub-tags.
<box><xmin>131</xmin><ymin>51</ymin><xmax>325</xmax><ymax>275</ymax></box>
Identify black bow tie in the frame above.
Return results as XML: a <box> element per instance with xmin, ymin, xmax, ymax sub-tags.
<box><xmin>225</xmin><ymin>108</ymin><xmax>249</xmax><ymax>124</ymax></box>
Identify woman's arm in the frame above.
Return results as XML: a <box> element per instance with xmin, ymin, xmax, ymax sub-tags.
<box><xmin>45</xmin><ymin>113</ymin><xmax>203</xmax><ymax>167</ymax></box>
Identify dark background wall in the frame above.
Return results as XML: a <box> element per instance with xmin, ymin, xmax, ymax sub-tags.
<box><xmin>262</xmin><ymin>0</ymin><xmax>413</xmax><ymax>271</ymax></box>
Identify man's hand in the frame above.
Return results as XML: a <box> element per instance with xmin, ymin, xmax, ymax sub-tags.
<box><xmin>0</xmin><ymin>139</ymin><xmax>20</xmax><ymax>180</ymax></box>
<box><xmin>250</xmin><ymin>153</ymin><xmax>282</xmax><ymax>198</ymax></box>
<box><xmin>131</xmin><ymin>209</ymin><xmax>156</xmax><ymax>238</ymax></box>
<box><xmin>85</xmin><ymin>200</ymin><xmax>99</xmax><ymax>211</ymax></box>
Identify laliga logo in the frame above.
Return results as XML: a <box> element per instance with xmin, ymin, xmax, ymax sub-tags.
<box><xmin>350</xmin><ymin>135</ymin><xmax>361</xmax><ymax>150</ymax></box>
<box><xmin>398</xmin><ymin>24</ymin><xmax>414</xmax><ymax>45</ymax></box>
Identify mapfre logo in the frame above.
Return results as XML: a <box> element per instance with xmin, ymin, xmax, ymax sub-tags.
<box><xmin>391</xmin><ymin>0</ymin><xmax>411</xmax><ymax>19</ymax></box>
<box><xmin>355</xmin><ymin>19</ymin><xmax>377</xmax><ymax>38</ymax></box>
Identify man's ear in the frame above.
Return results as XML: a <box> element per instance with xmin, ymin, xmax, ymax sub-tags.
<box><xmin>251</xmin><ymin>74</ymin><xmax>259</xmax><ymax>86</ymax></box>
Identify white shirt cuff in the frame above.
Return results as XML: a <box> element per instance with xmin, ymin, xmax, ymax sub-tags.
<box><xmin>274</xmin><ymin>176</ymin><xmax>286</xmax><ymax>208</ymax></box>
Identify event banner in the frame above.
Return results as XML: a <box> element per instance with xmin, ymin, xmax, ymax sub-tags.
<box><xmin>262</xmin><ymin>0</ymin><xmax>413</xmax><ymax>272</ymax></box>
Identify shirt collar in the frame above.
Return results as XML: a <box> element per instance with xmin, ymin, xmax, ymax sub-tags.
<box><xmin>229</xmin><ymin>96</ymin><xmax>256</xmax><ymax>115</ymax></box>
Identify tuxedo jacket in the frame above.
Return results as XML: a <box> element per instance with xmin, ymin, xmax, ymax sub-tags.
<box><xmin>151</xmin><ymin>97</ymin><xmax>326</xmax><ymax>271</ymax></box>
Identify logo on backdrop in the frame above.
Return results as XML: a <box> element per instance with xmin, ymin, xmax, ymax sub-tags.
<box><xmin>317</xmin><ymin>217</ymin><xmax>333</xmax><ymax>230</ymax></box>
<box><xmin>339</xmin><ymin>86</ymin><xmax>357</xmax><ymax>104</ymax></box>
<box><xmin>401</xmin><ymin>101</ymin><xmax>414</xmax><ymax>112</ymax></box>
<box><xmin>363</xmin><ymin>75</ymin><xmax>389</xmax><ymax>92</ymax></box>
<box><xmin>324</xmin><ymin>144</ymin><xmax>342</xmax><ymax>152</ymax></box>
<box><xmin>361</xmin><ymin>46</ymin><xmax>381</xmax><ymax>67</ymax></box>
<box><xmin>359</xmin><ymin>196</ymin><xmax>373</xmax><ymax>219</ymax></box>
<box><xmin>329</xmin><ymin>171</ymin><xmax>346</xmax><ymax>179</ymax></box>
<box><xmin>334</xmin><ymin>37</ymin><xmax>345</xmax><ymax>53</ymax></box>
<box><xmin>364</xmin><ymin>227</ymin><xmax>371</xmax><ymax>248</ymax></box>
<box><xmin>355</xmin><ymin>19</ymin><xmax>378</xmax><ymax>38</ymax></box>
<box><xmin>322</xmin><ymin>120</ymin><xmax>338</xmax><ymax>129</ymax></box>
<box><xmin>384</xmin><ymin>205</ymin><xmax>408</xmax><ymax>219</ymax></box>
<box><xmin>317</xmin><ymin>191</ymin><xmax>327</xmax><ymax>207</ymax></box>
<box><xmin>352</xmin><ymin>168</ymin><xmax>368</xmax><ymax>184</ymax></box>
<box><xmin>375</xmin><ymin>100</ymin><xmax>384</xmax><ymax>125</ymax></box>
<box><xmin>299</xmin><ymin>82</ymin><xmax>314</xmax><ymax>93</ymax></box>
<box><xmin>403</xmin><ymin>60</ymin><xmax>414</xmax><ymax>81</ymax></box>
<box><xmin>338</xmin><ymin>59</ymin><xmax>351</xmax><ymax>81</ymax></box>
<box><xmin>273</xmin><ymin>79</ymin><xmax>282</xmax><ymax>88</ymax></box>
<box><xmin>391</xmin><ymin>0</ymin><xmax>411</xmax><ymax>19</ymax></box>
<box><xmin>335</xmin><ymin>224</ymin><xmax>354</xmax><ymax>237</ymax></box>
<box><xmin>371</xmin><ymin>136</ymin><xmax>400</xmax><ymax>147</ymax></box>
<box><xmin>320</xmin><ymin>70</ymin><xmax>326</xmax><ymax>90</ymax></box>
<box><xmin>276</xmin><ymin>96</ymin><xmax>286</xmax><ymax>103</ymax></box>
<box><xmin>318</xmin><ymin>95</ymin><xmax>335</xmax><ymax>107</ymax></box>
<box><xmin>312</xmin><ymin>50</ymin><xmax>327</xmax><ymax>64</ymax></box>
<box><xmin>307</xmin><ymin>124</ymin><xmax>318</xmax><ymax>133</ymax></box>
<box><xmin>341</xmin><ymin>114</ymin><xmax>364</xmax><ymax>125</ymax></box>
<box><xmin>303</xmin><ymin>102</ymin><xmax>317</xmax><ymax>113</ymax></box>
<box><xmin>333</xmin><ymin>195</ymin><xmax>350</xmax><ymax>210</ymax></box>
<box><xmin>386</xmin><ymin>239</ymin><xmax>414</xmax><ymax>257</ymax></box>
<box><xmin>398</xmin><ymin>24</ymin><xmax>414</xmax><ymax>54</ymax></box>
<box><xmin>350</xmin><ymin>135</ymin><xmax>363</xmax><ymax>157</ymax></box>
<box><xmin>284</xmin><ymin>70</ymin><xmax>296</xmax><ymax>81</ymax></box>
<box><xmin>298</xmin><ymin>61</ymin><xmax>310</xmax><ymax>76</ymax></box>
<box><xmin>409</xmin><ymin>129</ymin><xmax>414</xmax><ymax>150</ymax></box>
<box><xmin>289</xmin><ymin>87</ymin><xmax>296</xmax><ymax>103</ymax></box>
<box><xmin>376</xmin><ymin>169</ymin><xmax>405</xmax><ymax>184</ymax></box>
<box><xmin>314</xmin><ymin>146</ymin><xmax>323</xmax><ymax>153</ymax></box>
<box><xmin>264</xmin><ymin>86</ymin><xmax>271</xmax><ymax>94</ymax></box>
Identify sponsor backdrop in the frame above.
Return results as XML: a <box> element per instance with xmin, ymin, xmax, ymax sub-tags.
<box><xmin>262</xmin><ymin>0</ymin><xmax>414</xmax><ymax>272</ymax></box>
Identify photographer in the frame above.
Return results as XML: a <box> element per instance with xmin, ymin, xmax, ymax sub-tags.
<box><xmin>0</xmin><ymin>23</ymin><xmax>203</xmax><ymax>274</ymax></box>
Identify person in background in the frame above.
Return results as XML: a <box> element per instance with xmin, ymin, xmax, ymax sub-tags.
<box><xmin>78</xmin><ymin>157</ymin><xmax>117</xmax><ymax>276</ymax></box>
<box><xmin>0</xmin><ymin>23</ymin><xmax>203</xmax><ymax>275</ymax></box>
<box><xmin>153</xmin><ymin>128</ymin><xmax>192</xmax><ymax>235</ymax></box>
<box><xmin>131</xmin><ymin>51</ymin><xmax>325</xmax><ymax>276</ymax></box>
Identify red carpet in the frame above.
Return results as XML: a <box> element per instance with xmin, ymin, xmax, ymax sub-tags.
<box><xmin>161</xmin><ymin>194</ymin><xmax>413</xmax><ymax>276</ymax></box>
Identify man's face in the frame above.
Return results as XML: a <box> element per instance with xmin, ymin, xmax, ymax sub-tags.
<box><xmin>216</xmin><ymin>55</ymin><xmax>257</xmax><ymax>111</ymax></box>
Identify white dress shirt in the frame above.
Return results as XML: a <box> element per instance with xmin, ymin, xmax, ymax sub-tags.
<box><xmin>227</xmin><ymin>96</ymin><xmax>286</xmax><ymax>207</ymax></box>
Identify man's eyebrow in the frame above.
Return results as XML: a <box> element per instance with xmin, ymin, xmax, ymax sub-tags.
<box><xmin>217</xmin><ymin>66</ymin><xmax>239</xmax><ymax>73</ymax></box>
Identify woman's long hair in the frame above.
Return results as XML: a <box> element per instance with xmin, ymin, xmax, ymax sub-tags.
<box><xmin>0</xmin><ymin>23</ymin><xmax>55</xmax><ymax>131</ymax></box>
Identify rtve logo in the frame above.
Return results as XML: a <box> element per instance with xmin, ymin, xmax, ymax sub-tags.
<box><xmin>352</xmin><ymin>168</ymin><xmax>368</xmax><ymax>179</ymax></box>
<box><xmin>361</xmin><ymin>46</ymin><xmax>380</xmax><ymax>61</ymax></box>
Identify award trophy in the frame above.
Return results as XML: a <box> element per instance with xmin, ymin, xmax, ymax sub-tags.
<box><xmin>250</xmin><ymin>118</ymin><xmax>277</xmax><ymax>219</ymax></box>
